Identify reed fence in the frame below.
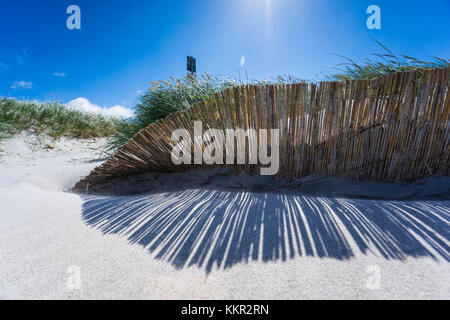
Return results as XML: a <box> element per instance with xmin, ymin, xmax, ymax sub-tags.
<box><xmin>73</xmin><ymin>67</ymin><xmax>449</xmax><ymax>192</ymax></box>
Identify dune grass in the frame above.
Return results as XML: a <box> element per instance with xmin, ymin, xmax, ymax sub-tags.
<box><xmin>0</xmin><ymin>122</ymin><xmax>12</xmax><ymax>141</ymax></box>
<box><xmin>0</xmin><ymin>98</ymin><xmax>121</xmax><ymax>141</ymax></box>
<box><xmin>105</xmin><ymin>75</ymin><xmax>239</xmax><ymax>153</ymax></box>
<box><xmin>329</xmin><ymin>39</ymin><xmax>449</xmax><ymax>80</ymax></box>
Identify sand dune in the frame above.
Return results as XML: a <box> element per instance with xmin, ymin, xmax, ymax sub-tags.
<box><xmin>0</xmin><ymin>134</ymin><xmax>449</xmax><ymax>299</ymax></box>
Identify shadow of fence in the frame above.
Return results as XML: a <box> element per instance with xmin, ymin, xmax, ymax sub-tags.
<box><xmin>81</xmin><ymin>190</ymin><xmax>450</xmax><ymax>273</ymax></box>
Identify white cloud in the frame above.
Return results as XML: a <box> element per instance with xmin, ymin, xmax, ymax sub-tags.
<box><xmin>66</xmin><ymin>97</ymin><xmax>134</xmax><ymax>118</ymax></box>
<box><xmin>53</xmin><ymin>72</ymin><xmax>67</xmax><ymax>78</ymax></box>
<box><xmin>10</xmin><ymin>81</ymin><xmax>33</xmax><ymax>89</ymax></box>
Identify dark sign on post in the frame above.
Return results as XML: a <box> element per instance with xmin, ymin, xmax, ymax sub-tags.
<box><xmin>187</xmin><ymin>56</ymin><xmax>196</xmax><ymax>74</ymax></box>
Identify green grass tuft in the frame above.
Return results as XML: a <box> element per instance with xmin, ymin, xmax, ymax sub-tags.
<box><xmin>106</xmin><ymin>75</ymin><xmax>239</xmax><ymax>153</ymax></box>
<box><xmin>0</xmin><ymin>122</ymin><xmax>12</xmax><ymax>141</ymax></box>
<box><xmin>329</xmin><ymin>39</ymin><xmax>449</xmax><ymax>81</ymax></box>
<box><xmin>0</xmin><ymin>98</ymin><xmax>121</xmax><ymax>140</ymax></box>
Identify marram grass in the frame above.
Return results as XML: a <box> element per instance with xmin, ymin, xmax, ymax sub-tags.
<box><xmin>105</xmin><ymin>75</ymin><xmax>239</xmax><ymax>153</ymax></box>
<box><xmin>329</xmin><ymin>39</ymin><xmax>449</xmax><ymax>80</ymax></box>
<box><xmin>0</xmin><ymin>98</ymin><xmax>121</xmax><ymax>141</ymax></box>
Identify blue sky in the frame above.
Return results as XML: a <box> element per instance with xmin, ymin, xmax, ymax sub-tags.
<box><xmin>0</xmin><ymin>0</ymin><xmax>449</xmax><ymax>111</ymax></box>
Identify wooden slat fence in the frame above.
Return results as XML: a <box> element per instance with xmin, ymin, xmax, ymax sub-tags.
<box><xmin>73</xmin><ymin>67</ymin><xmax>449</xmax><ymax>192</ymax></box>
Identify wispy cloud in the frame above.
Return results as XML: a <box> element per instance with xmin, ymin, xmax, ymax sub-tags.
<box><xmin>52</xmin><ymin>72</ymin><xmax>67</xmax><ymax>78</ymax></box>
<box><xmin>66</xmin><ymin>97</ymin><xmax>134</xmax><ymax>118</ymax></box>
<box><xmin>0</xmin><ymin>62</ymin><xmax>7</xmax><ymax>70</ymax></box>
<box><xmin>16</xmin><ymin>49</ymin><xmax>28</xmax><ymax>64</ymax></box>
<box><xmin>10</xmin><ymin>81</ymin><xmax>33</xmax><ymax>89</ymax></box>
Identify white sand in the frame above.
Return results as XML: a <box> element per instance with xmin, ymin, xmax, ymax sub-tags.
<box><xmin>0</xmin><ymin>133</ymin><xmax>449</xmax><ymax>300</ymax></box>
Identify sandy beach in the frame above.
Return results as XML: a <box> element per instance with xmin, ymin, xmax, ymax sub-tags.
<box><xmin>0</xmin><ymin>134</ymin><xmax>449</xmax><ymax>299</ymax></box>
